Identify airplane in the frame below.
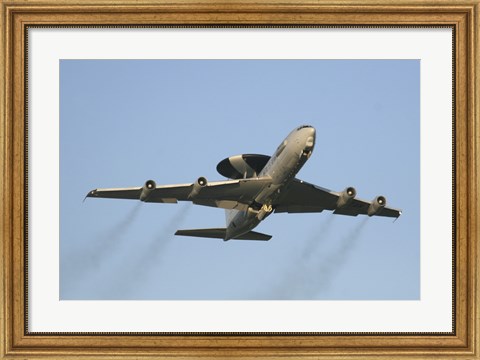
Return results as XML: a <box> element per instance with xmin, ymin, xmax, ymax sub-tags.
<box><xmin>86</xmin><ymin>125</ymin><xmax>401</xmax><ymax>241</ymax></box>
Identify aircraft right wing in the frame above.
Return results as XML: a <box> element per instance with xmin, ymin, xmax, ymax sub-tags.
<box><xmin>86</xmin><ymin>177</ymin><xmax>273</xmax><ymax>211</ymax></box>
<box><xmin>274</xmin><ymin>179</ymin><xmax>401</xmax><ymax>218</ymax></box>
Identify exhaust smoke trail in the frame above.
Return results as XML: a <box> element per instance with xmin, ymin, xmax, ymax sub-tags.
<box><xmin>103</xmin><ymin>203</ymin><xmax>192</xmax><ymax>298</ymax></box>
<box><xmin>254</xmin><ymin>214</ymin><xmax>335</xmax><ymax>299</ymax></box>
<box><xmin>311</xmin><ymin>216</ymin><xmax>369</xmax><ymax>296</ymax></box>
<box><xmin>301</xmin><ymin>214</ymin><xmax>335</xmax><ymax>260</ymax></box>
<box><xmin>61</xmin><ymin>203</ymin><xmax>143</xmax><ymax>293</ymax></box>
<box><xmin>134</xmin><ymin>203</ymin><xmax>192</xmax><ymax>276</ymax></box>
<box><xmin>88</xmin><ymin>203</ymin><xmax>143</xmax><ymax>268</ymax></box>
<box><xmin>259</xmin><ymin>216</ymin><xmax>368</xmax><ymax>299</ymax></box>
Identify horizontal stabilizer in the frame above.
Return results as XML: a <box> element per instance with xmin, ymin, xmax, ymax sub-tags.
<box><xmin>175</xmin><ymin>228</ymin><xmax>271</xmax><ymax>241</ymax></box>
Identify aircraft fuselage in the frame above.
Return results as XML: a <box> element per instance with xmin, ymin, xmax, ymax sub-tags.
<box><xmin>225</xmin><ymin>125</ymin><xmax>316</xmax><ymax>240</ymax></box>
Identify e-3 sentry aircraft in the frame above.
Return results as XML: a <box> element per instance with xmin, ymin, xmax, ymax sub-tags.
<box><xmin>87</xmin><ymin>125</ymin><xmax>401</xmax><ymax>241</ymax></box>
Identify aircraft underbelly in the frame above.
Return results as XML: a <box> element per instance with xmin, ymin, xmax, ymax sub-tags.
<box><xmin>254</xmin><ymin>183</ymin><xmax>281</xmax><ymax>204</ymax></box>
<box><xmin>226</xmin><ymin>210</ymin><xmax>261</xmax><ymax>239</ymax></box>
<box><xmin>226</xmin><ymin>146</ymin><xmax>307</xmax><ymax>239</ymax></box>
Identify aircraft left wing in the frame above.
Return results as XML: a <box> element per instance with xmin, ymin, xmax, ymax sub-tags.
<box><xmin>86</xmin><ymin>177</ymin><xmax>272</xmax><ymax>210</ymax></box>
<box><xmin>274</xmin><ymin>179</ymin><xmax>401</xmax><ymax>218</ymax></box>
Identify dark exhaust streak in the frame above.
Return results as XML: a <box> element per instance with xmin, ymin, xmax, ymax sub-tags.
<box><xmin>104</xmin><ymin>203</ymin><xmax>192</xmax><ymax>298</ymax></box>
<box><xmin>61</xmin><ymin>203</ymin><xmax>143</xmax><ymax>292</ymax></box>
<box><xmin>259</xmin><ymin>216</ymin><xmax>368</xmax><ymax>300</ymax></box>
<box><xmin>134</xmin><ymin>203</ymin><xmax>192</xmax><ymax>276</ymax></box>
<box><xmin>301</xmin><ymin>214</ymin><xmax>335</xmax><ymax>260</ymax></box>
<box><xmin>312</xmin><ymin>217</ymin><xmax>369</xmax><ymax>295</ymax></box>
<box><xmin>89</xmin><ymin>203</ymin><xmax>143</xmax><ymax>268</ymax></box>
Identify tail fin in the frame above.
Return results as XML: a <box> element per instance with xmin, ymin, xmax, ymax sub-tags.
<box><xmin>175</xmin><ymin>228</ymin><xmax>271</xmax><ymax>241</ymax></box>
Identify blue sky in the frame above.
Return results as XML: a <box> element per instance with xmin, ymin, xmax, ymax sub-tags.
<box><xmin>60</xmin><ymin>59</ymin><xmax>420</xmax><ymax>300</ymax></box>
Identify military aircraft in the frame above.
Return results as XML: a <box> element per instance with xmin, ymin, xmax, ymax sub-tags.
<box><xmin>86</xmin><ymin>125</ymin><xmax>401</xmax><ymax>241</ymax></box>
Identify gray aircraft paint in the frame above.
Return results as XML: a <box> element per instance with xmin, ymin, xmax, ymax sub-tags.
<box><xmin>86</xmin><ymin>125</ymin><xmax>401</xmax><ymax>241</ymax></box>
<box><xmin>224</xmin><ymin>125</ymin><xmax>315</xmax><ymax>240</ymax></box>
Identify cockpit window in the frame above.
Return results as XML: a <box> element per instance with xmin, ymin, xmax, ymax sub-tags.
<box><xmin>296</xmin><ymin>125</ymin><xmax>312</xmax><ymax>131</ymax></box>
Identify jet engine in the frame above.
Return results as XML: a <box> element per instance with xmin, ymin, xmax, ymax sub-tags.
<box><xmin>140</xmin><ymin>180</ymin><xmax>156</xmax><ymax>201</ymax></box>
<box><xmin>336</xmin><ymin>187</ymin><xmax>357</xmax><ymax>208</ymax></box>
<box><xmin>368</xmin><ymin>196</ymin><xmax>386</xmax><ymax>216</ymax></box>
<box><xmin>188</xmin><ymin>177</ymin><xmax>208</xmax><ymax>199</ymax></box>
<box><xmin>197</xmin><ymin>177</ymin><xmax>208</xmax><ymax>187</ymax></box>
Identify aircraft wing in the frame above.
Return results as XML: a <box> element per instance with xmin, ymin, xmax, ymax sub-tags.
<box><xmin>274</xmin><ymin>179</ymin><xmax>401</xmax><ymax>218</ymax></box>
<box><xmin>86</xmin><ymin>177</ymin><xmax>272</xmax><ymax>211</ymax></box>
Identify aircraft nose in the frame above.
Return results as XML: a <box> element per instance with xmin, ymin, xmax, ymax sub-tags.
<box><xmin>305</xmin><ymin>128</ymin><xmax>315</xmax><ymax>148</ymax></box>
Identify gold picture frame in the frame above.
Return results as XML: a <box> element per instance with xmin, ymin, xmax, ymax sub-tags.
<box><xmin>1</xmin><ymin>0</ymin><xmax>478</xmax><ymax>358</ymax></box>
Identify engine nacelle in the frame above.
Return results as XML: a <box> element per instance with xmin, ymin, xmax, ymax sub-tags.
<box><xmin>368</xmin><ymin>196</ymin><xmax>386</xmax><ymax>216</ymax></box>
<box><xmin>197</xmin><ymin>177</ymin><xmax>208</xmax><ymax>187</ymax></box>
<box><xmin>140</xmin><ymin>180</ymin><xmax>156</xmax><ymax>201</ymax></box>
<box><xmin>188</xmin><ymin>177</ymin><xmax>208</xmax><ymax>199</ymax></box>
<box><xmin>336</xmin><ymin>187</ymin><xmax>357</xmax><ymax>208</ymax></box>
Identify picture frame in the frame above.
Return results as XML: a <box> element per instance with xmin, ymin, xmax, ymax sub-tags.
<box><xmin>1</xmin><ymin>0</ymin><xmax>478</xmax><ymax>358</ymax></box>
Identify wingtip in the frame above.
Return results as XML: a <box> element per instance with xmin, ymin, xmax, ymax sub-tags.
<box><xmin>84</xmin><ymin>189</ymin><xmax>97</xmax><ymax>202</ymax></box>
<box><xmin>393</xmin><ymin>211</ymin><xmax>402</xmax><ymax>222</ymax></box>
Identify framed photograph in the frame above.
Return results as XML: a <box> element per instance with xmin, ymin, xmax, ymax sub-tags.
<box><xmin>1</xmin><ymin>0</ymin><xmax>478</xmax><ymax>358</ymax></box>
